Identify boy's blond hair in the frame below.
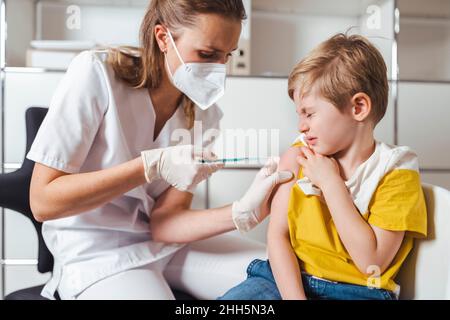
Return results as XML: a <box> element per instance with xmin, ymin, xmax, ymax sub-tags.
<box><xmin>288</xmin><ymin>33</ymin><xmax>389</xmax><ymax>125</ymax></box>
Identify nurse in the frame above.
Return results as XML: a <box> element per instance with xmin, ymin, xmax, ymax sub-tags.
<box><xmin>27</xmin><ymin>0</ymin><xmax>293</xmax><ymax>300</ymax></box>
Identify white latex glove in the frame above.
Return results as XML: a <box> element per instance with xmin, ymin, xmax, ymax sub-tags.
<box><xmin>232</xmin><ymin>157</ymin><xmax>294</xmax><ymax>232</ymax></box>
<box><xmin>141</xmin><ymin>145</ymin><xmax>224</xmax><ymax>193</ymax></box>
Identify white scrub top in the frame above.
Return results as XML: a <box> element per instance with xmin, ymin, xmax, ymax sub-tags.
<box><xmin>26</xmin><ymin>50</ymin><xmax>223</xmax><ymax>299</ymax></box>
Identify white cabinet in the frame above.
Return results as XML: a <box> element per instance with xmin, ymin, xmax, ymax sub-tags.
<box><xmin>251</xmin><ymin>0</ymin><xmax>395</xmax><ymax>77</ymax></box>
<box><xmin>396</xmin><ymin>0</ymin><xmax>450</xmax><ymax>188</ymax></box>
<box><xmin>216</xmin><ymin>77</ymin><xmax>297</xmax><ymax>159</ymax></box>
<box><xmin>208</xmin><ymin>168</ymin><xmax>269</xmax><ymax>243</ymax></box>
<box><xmin>5</xmin><ymin>209</ymin><xmax>39</xmax><ymax>260</ymax></box>
<box><xmin>398</xmin><ymin>83</ymin><xmax>450</xmax><ymax>169</ymax></box>
<box><xmin>398</xmin><ymin>0</ymin><xmax>450</xmax><ymax>82</ymax></box>
<box><xmin>4</xmin><ymin>71</ymin><xmax>64</xmax><ymax>164</ymax></box>
<box><xmin>4</xmin><ymin>266</ymin><xmax>50</xmax><ymax>297</ymax></box>
<box><xmin>3</xmin><ymin>211</ymin><xmax>49</xmax><ymax>297</ymax></box>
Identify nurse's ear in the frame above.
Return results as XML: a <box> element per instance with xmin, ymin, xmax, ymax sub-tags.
<box><xmin>351</xmin><ymin>92</ymin><xmax>372</xmax><ymax>122</ymax></box>
<box><xmin>154</xmin><ymin>24</ymin><xmax>169</xmax><ymax>53</ymax></box>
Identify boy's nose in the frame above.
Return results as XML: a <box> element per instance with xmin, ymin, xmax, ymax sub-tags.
<box><xmin>299</xmin><ymin>121</ymin><xmax>309</xmax><ymax>133</ymax></box>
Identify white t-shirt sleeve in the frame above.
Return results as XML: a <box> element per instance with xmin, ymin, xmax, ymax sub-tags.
<box><xmin>27</xmin><ymin>51</ymin><xmax>109</xmax><ymax>173</ymax></box>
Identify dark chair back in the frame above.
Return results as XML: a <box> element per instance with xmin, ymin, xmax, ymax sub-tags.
<box><xmin>0</xmin><ymin>107</ymin><xmax>53</xmax><ymax>273</ymax></box>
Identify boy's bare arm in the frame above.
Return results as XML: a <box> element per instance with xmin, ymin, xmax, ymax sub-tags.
<box><xmin>268</xmin><ymin>146</ymin><xmax>307</xmax><ymax>300</ymax></box>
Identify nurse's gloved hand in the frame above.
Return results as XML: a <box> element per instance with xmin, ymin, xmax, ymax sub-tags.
<box><xmin>141</xmin><ymin>145</ymin><xmax>224</xmax><ymax>193</ymax></box>
<box><xmin>232</xmin><ymin>158</ymin><xmax>294</xmax><ymax>232</ymax></box>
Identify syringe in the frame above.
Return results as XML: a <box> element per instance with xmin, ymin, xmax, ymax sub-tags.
<box><xmin>200</xmin><ymin>157</ymin><xmax>268</xmax><ymax>164</ymax></box>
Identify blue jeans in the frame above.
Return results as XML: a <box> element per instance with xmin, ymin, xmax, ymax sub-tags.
<box><xmin>217</xmin><ymin>259</ymin><xmax>398</xmax><ymax>300</ymax></box>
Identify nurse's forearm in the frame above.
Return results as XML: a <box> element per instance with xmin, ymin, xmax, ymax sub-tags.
<box><xmin>30</xmin><ymin>157</ymin><xmax>146</xmax><ymax>222</ymax></box>
<box><xmin>150</xmin><ymin>205</ymin><xmax>236</xmax><ymax>244</ymax></box>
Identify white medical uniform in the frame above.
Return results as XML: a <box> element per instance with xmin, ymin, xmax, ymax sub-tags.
<box><xmin>27</xmin><ymin>50</ymin><xmax>263</xmax><ymax>300</ymax></box>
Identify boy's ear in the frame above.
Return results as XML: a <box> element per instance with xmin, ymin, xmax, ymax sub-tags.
<box><xmin>351</xmin><ymin>92</ymin><xmax>372</xmax><ymax>122</ymax></box>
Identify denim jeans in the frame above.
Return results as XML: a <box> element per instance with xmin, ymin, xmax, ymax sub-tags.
<box><xmin>217</xmin><ymin>259</ymin><xmax>398</xmax><ymax>300</ymax></box>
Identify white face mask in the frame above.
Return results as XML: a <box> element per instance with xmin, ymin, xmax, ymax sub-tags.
<box><xmin>165</xmin><ymin>29</ymin><xmax>227</xmax><ymax>110</ymax></box>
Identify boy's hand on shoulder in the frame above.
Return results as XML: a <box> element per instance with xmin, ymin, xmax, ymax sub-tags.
<box><xmin>296</xmin><ymin>147</ymin><xmax>341</xmax><ymax>189</ymax></box>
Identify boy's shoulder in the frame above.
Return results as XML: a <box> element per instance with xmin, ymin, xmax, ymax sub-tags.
<box><xmin>355</xmin><ymin>142</ymin><xmax>421</xmax><ymax>215</ymax></box>
<box><xmin>377</xmin><ymin>141</ymin><xmax>419</xmax><ymax>173</ymax></box>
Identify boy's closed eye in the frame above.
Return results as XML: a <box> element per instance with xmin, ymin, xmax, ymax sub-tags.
<box><xmin>299</xmin><ymin>108</ymin><xmax>315</xmax><ymax>119</ymax></box>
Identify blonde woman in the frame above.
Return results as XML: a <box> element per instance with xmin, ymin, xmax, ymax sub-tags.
<box><xmin>27</xmin><ymin>0</ymin><xmax>292</xmax><ymax>300</ymax></box>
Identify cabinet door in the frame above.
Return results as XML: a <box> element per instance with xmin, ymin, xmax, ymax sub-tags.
<box><xmin>216</xmin><ymin>77</ymin><xmax>297</xmax><ymax>159</ymax></box>
<box><xmin>398</xmin><ymin>83</ymin><xmax>450</xmax><ymax>169</ymax></box>
<box><xmin>5</xmin><ymin>209</ymin><xmax>39</xmax><ymax>260</ymax></box>
<box><xmin>5</xmin><ymin>71</ymin><xmax>64</xmax><ymax>164</ymax></box>
<box><xmin>208</xmin><ymin>169</ymin><xmax>268</xmax><ymax>244</ymax></box>
<box><xmin>4</xmin><ymin>265</ymin><xmax>51</xmax><ymax>297</ymax></box>
<box><xmin>3</xmin><ymin>168</ymin><xmax>39</xmax><ymax>261</ymax></box>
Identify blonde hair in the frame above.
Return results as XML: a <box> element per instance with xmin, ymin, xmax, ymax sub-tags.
<box><xmin>288</xmin><ymin>33</ymin><xmax>389</xmax><ymax>125</ymax></box>
<box><xmin>108</xmin><ymin>0</ymin><xmax>246</xmax><ymax>129</ymax></box>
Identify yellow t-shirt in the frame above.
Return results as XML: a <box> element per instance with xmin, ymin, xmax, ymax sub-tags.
<box><xmin>288</xmin><ymin>140</ymin><xmax>427</xmax><ymax>293</ymax></box>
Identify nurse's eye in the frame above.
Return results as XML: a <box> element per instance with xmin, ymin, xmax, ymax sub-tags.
<box><xmin>199</xmin><ymin>51</ymin><xmax>217</xmax><ymax>59</ymax></box>
<box><xmin>306</xmin><ymin>113</ymin><xmax>314</xmax><ymax>118</ymax></box>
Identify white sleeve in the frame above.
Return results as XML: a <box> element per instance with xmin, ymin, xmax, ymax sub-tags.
<box><xmin>26</xmin><ymin>51</ymin><xmax>109</xmax><ymax>173</ymax></box>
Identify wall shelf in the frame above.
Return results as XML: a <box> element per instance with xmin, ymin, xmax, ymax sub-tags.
<box><xmin>36</xmin><ymin>0</ymin><xmax>148</xmax><ymax>7</ymax></box>
<box><xmin>3</xmin><ymin>67</ymin><xmax>65</xmax><ymax>74</ymax></box>
<box><xmin>252</xmin><ymin>0</ymin><xmax>375</xmax><ymax>17</ymax></box>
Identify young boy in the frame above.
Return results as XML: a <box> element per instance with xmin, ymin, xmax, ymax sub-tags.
<box><xmin>218</xmin><ymin>34</ymin><xmax>427</xmax><ymax>300</ymax></box>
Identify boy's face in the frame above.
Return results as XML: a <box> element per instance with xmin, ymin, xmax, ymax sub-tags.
<box><xmin>294</xmin><ymin>84</ymin><xmax>356</xmax><ymax>156</ymax></box>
